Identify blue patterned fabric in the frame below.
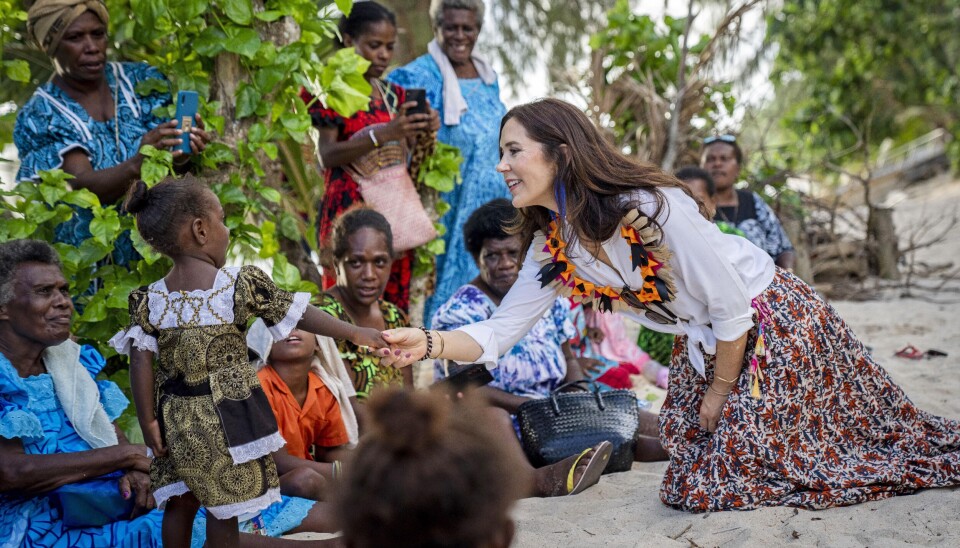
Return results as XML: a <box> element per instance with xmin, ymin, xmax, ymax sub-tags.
<box><xmin>566</xmin><ymin>304</ymin><xmax>618</xmax><ymax>391</ymax></box>
<box><xmin>715</xmin><ymin>190</ymin><xmax>793</xmax><ymax>260</ymax></box>
<box><xmin>0</xmin><ymin>347</ymin><xmax>314</xmax><ymax>547</ymax></box>
<box><xmin>431</xmin><ymin>285</ymin><xmax>574</xmax><ymax>398</ymax></box>
<box><xmin>14</xmin><ymin>62</ymin><xmax>172</xmax><ymax>266</ymax></box>
<box><xmin>388</xmin><ymin>56</ymin><xmax>510</xmax><ymax>325</ymax></box>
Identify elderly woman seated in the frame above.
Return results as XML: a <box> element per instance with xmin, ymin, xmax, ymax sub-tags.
<box><xmin>0</xmin><ymin>240</ymin><xmax>342</xmax><ymax>547</ymax></box>
<box><xmin>431</xmin><ymin>199</ymin><xmax>585</xmax><ymax>413</ymax></box>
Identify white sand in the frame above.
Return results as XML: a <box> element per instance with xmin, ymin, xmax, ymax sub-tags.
<box><xmin>512</xmin><ymin>176</ymin><xmax>960</xmax><ymax>547</ymax></box>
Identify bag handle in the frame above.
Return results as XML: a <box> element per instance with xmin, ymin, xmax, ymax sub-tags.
<box><xmin>548</xmin><ymin>380</ymin><xmax>605</xmax><ymax>415</ymax></box>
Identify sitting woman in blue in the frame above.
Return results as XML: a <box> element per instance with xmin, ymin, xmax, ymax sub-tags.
<box><xmin>14</xmin><ymin>0</ymin><xmax>209</xmax><ymax>265</ymax></box>
<box><xmin>0</xmin><ymin>240</ymin><xmax>339</xmax><ymax>548</ymax></box>
<box><xmin>431</xmin><ymin>200</ymin><xmax>583</xmax><ymax>414</ymax></box>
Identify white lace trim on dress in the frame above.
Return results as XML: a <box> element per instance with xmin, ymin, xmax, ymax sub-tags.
<box><xmin>147</xmin><ymin>266</ymin><xmax>240</xmax><ymax>328</ymax></box>
<box><xmin>228</xmin><ymin>431</ymin><xmax>287</xmax><ymax>465</ymax></box>
<box><xmin>207</xmin><ymin>487</ymin><xmax>282</xmax><ymax>520</ymax></box>
<box><xmin>153</xmin><ymin>481</ymin><xmax>190</xmax><ymax>509</ymax></box>
<box><xmin>267</xmin><ymin>291</ymin><xmax>310</xmax><ymax>341</ymax></box>
<box><xmin>108</xmin><ymin>325</ymin><xmax>158</xmax><ymax>355</ymax></box>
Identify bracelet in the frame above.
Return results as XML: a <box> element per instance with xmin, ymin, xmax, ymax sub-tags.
<box><xmin>369</xmin><ymin>130</ymin><xmax>380</xmax><ymax>148</ymax></box>
<box><xmin>434</xmin><ymin>330</ymin><xmax>445</xmax><ymax>358</ymax></box>
<box><xmin>713</xmin><ymin>373</ymin><xmax>738</xmax><ymax>384</ymax></box>
<box><xmin>708</xmin><ymin>385</ymin><xmax>732</xmax><ymax>397</ymax></box>
<box><xmin>418</xmin><ymin>326</ymin><xmax>433</xmax><ymax>359</ymax></box>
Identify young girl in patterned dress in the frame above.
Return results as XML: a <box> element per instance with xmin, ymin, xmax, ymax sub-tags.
<box><xmin>379</xmin><ymin>98</ymin><xmax>960</xmax><ymax>512</ymax></box>
<box><xmin>110</xmin><ymin>175</ymin><xmax>385</xmax><ymax>545</ymax></box>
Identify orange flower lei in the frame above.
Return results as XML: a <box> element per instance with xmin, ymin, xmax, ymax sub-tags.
<box><xmin>531</xmin><ymin>210</ymin><xmax>677</xmax><ymax>314</ymax></box>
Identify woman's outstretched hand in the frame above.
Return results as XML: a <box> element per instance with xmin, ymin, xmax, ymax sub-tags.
<box><xmin>378</xmin><ymin>328</ymin><xmax>427</xmax><ymax>368</ymax></box>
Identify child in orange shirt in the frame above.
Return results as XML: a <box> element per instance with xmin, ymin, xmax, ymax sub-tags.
<box><xmin>258</xmin><ymin>328</ymin><xmax>350</xmax><ymax>501</ymax></box>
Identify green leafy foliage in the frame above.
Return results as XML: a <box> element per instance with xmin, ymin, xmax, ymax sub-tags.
<box><xmin>588</xmin><ymin>0</ymin><xmax>735</xmax><ymax>164</ymax></box>
<box><xmin>417</xmin><ymin>142</ymin><xmax>463</xmax><ymax>192</ymax></box>
<box><xmin>767</xmin><ymin>0</ymin><xmax>960</xmax><ymax>173</ymax></box>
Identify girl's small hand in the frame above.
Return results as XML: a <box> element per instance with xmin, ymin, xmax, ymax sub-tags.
<box><xmin>141</xmin><ymin>419</ymin><xmax>167</xmax><ymax>458</ymax></box>
<box><xmin>379</xmin><ymin>328</ymin><xmax>426</xmax><ymax>368</ymax></box>
<box><xmin>353</xmin><ymin>327</ymin><xmax>387</xmax><ymax>350</ymax></box>
<box><xmin>698</xmin><ymin>385</ymin><xmax>729</xmax><ymax>433</ymax></box>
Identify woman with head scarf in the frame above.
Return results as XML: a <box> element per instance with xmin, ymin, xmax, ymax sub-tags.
<box><xmin>387</xmin><ymin>0</ymin><xmax>510</xmax><ymax>324</ymax></box>
<box><xmin>14</xmin><ymin>0</ymin><xmax>211</xmax><ymax>265</ymax></box>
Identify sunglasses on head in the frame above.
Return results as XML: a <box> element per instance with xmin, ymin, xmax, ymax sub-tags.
<box><xmin>703</xmin><ymin>134</ymin><xmax>737</xmax><ymax>145</ymax></box>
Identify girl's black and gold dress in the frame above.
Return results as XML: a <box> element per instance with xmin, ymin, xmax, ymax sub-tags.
<box><xmin>111</xmin><ymin>266</ymin><xmax>310</xmax><ymax>519</ymax></box>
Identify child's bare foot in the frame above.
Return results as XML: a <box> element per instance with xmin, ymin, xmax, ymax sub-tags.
<box><xmin>535</xmin><ymin>441</ymin><xmax>613</xmax><ymax>497</ymax></box>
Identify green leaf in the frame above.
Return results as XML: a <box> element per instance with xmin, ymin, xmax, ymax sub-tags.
<box><xmin>271</xmin><ymin>254</ymin><xmax>302</xmax><ymax>291</ymax></box>
<box><xmin>195</xmin><ymin>26</ymin><xmax>227</xmax><ymax>56</ymax></box>
<box><xmin>61</xmin><ymin>188</ymin><xmax>101</xmax><ymax>209</ymax></box>
<box><xmin>279</xmin><ymin>212</ymin><xmax>301</xmax><ymax>241</ymax></box>
<box><xmin>259</xmin><ymin>220</ymin><xmax>279</xmax><ymax>258</ymax></box>
<box><xmin>89</xmin><ymin>210</ymin><xmax>121</xmax><ymax>246</ymax></box>
<box><xmin>223</xmin><ymin>0</ymin><xmax>253</xmax><ymax>24</ymax></box>
<box><xmin>255</xmin><ymin>10</ymin><xmax>283</xmax><ymax>22</ymax></box>
<box><xmin>236</xmin><ymin>83</ymin><xmax>260</xmax><ymax>119</ymax></box>
<box><xmin>134</xmin><ymin>77</ymin><xmax>170</xmax><ymax>96</ymax></box>
<box><xmin>5</xmin><ymin>59</ymin><xmax>30</xmax><ymax>83</ymax></box>
<box><xmin>335</xmin><ymin>0</ymin><xmax>353</xmax><ymax>16</ymax></box>
<box><xmin>258</xmin><ymin>186</ymin><xmax>282</xmax><ymax>203</ymax></box>
<box><xmin>223</xmin><ymin>28</ymin><xmax>261</xmax><ymax>58</ymax></box>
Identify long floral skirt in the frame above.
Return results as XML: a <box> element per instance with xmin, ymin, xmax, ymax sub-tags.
<box><xmin>659</xmin><ymin>269</ymin><xmax>960</xmax><ymax>511</ymax></box>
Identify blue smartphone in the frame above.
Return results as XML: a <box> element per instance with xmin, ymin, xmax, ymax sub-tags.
<box><xmin>174</xmin><ymin>90</ymin><xmax>199</xmax><ymax>155</ymax></box>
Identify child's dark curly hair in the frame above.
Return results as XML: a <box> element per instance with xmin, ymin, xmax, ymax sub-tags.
<box><xmin>337</xmin><ymin>389</ymin><xmax>525</xmax><ymax>548</ymax></box>
<box><xmin>123</xmin><ymin>174</ymin><xmax>212</xmax><ymax>257</ymax></box>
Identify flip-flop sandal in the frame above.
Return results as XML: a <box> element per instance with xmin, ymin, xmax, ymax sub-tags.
<box><xmin>566</xmin><ymin>440</ymin><xmax>613</xmax><ymax>496</ymax></box>
<box><xmin>925</xmin><ymin>349</ymin><xmax>948</xmax><ymax>358</ymax></box>
<box><xmin>895</xmin><ymin>345</ymin><xmax>924</xmax><ymax>360</ymax></box>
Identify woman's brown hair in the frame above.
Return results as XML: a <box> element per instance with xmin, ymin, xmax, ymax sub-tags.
<box><xmin>501</xmin><ymin>98</ymin><xmax>702</xmax><ymax>254</ymax></box>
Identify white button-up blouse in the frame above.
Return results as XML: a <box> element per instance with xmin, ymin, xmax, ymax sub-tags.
<box><xmin>456</xmin><ymin>187</ymin><xmax>776</xmax><ymax>377</ymax></box>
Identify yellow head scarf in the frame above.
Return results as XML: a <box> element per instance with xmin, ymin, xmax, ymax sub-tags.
<box><xmin>27</xmin><ymin>0</ymin><xmax>110</xmax><ymax>56</ymax></box>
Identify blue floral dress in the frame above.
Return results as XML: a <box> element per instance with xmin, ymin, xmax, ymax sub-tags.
<box><xmin>0</xmin><ymin>346</ymin><xmax>314</xmax><ymax>548</ymax></box>
<box><xmin>431</xmin><ymin>285</ymin><xmax>574</xmax><ymax>398</ymax></box>
<box><xmin>13</xmin><ymin>62</ymin><xmax>172</xmax><ymax>266</ymax></box>
<box><xmin>387</xmin><ymin>57</ymin><xmax>510</xmax><ymax>325</ymax></box>
<box><xmin>713</xmin><ymin>189</ymin><xmax>793</xmax><ymax>261</ymax></box>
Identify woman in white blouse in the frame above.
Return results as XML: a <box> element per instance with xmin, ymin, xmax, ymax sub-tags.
<box><xmin>380</xmin><ymin>99</ymin><xmax>960</xmax><ymax>512</ymax></box>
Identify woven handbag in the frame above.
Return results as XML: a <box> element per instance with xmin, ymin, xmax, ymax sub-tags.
<box><xmin>516</xmin><ymin>380</ymin><xmax>640</xmax><ymax>474</ymax></box>
<box><xmin>347</xmin><ymin>124</ymin><xmax>437</xmax><ymax>252</ymax></box>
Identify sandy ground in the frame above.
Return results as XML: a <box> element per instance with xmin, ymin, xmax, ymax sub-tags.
<box><xmin>290</xmin><ymin>176</ymin><xmax>960</xmax><ymax>546</ymax></box>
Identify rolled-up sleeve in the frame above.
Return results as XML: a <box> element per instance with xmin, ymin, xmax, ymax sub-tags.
<box><xmin>454</xmin><ymin>247</ymin><xmax>560</xmax><ymax>367</ymax></box>
<box><xmin>659</xmin><ymin>190</ymin><xmax>766</xmax><ymax>341</ymax></box>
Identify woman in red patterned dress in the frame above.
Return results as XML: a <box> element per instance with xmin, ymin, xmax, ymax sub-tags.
<box><xmin>302</xmin><ymin>1</ymin><xmax>440</xmax><ymax>312</ymax></box>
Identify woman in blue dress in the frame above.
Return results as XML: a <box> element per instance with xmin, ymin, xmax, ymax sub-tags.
<box><xmin>0</xmin><ymin>239</ymin><xmax>341</xmax><ymax>547</ymax></box>
<box><xmin>387</xmin><ymin>0</ymin><xmax>509</xmax><ymax>324</ymax></box>
<box><xmin>14</xmin><ymin>0</ymin><xmax>210</xmax><ymax>265</ymax></box>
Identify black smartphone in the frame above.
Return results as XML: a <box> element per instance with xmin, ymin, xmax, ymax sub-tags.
<box><xmin>432</xmin><ymin>363</ymin><xmax>494</xmax><ymax>393</ymax></box>
<box><xmin>406</xmin><ymin>88</ymin><xmax>427</xmax><ymax>115</ymax></box>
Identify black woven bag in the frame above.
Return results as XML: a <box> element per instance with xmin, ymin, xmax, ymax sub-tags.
<box><xmin>516</xmin><ymin>380</ymin><xmax>640</xmax><ymax>474</ymax></box>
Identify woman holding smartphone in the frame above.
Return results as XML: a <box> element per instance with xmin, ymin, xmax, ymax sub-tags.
<box><xmin>15</xmin><ymin>0</ymin><xmax>211</xmax><ymax>266</ymax></box>
<box><xmin>302</xmin><ymin>1</ymin><xmax>440</xmax><ymax>313</ymax></box>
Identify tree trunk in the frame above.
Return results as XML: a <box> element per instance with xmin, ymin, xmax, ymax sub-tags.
<box><xmin>867</xmin><ymin>206</ymin><xmax>900</xmax><ymax>280</ymax></box>
<box><xmin>781</xmin><ymin>215</ymin><xmax>813</xmax><ymax>282</ymax></box>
